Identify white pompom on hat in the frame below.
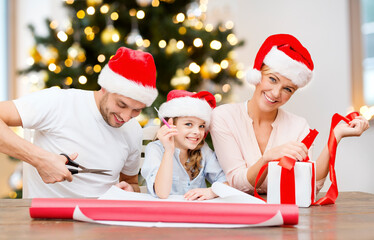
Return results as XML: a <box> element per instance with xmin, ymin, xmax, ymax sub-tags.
<box><xmin>246</xmin><ymin>34</ymin><xmax>314</xmax><ymax>88</ymax></box>
<box><xmin>98</xmin><ymin>47</ymin><xmax>158</xmax><ymax>106</ymax></box>
<box><xmin>158</xmin><ymin>90</ymin><xmax>216</xmax><ymax>128</ymax></box>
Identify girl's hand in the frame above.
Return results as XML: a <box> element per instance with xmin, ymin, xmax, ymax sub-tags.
<box><xmin>156</xmin><ymin>118</ymin><xmax>178</xmax><ymax>152</ymax></box>
<box><xmin>262</xmin><ymin>142</ymin><xmax>309</xmax><ymax>163</ymax></box>
<box><xmin>334</xmin><ymin>116</ymin><xmax>370</xmax><ymax>142</ymax></box>
<box><xmin>184</xmin><ymin>187</ymin><xmax>218</xmax><ymax>201</ymax></box>
<box><xmin>115</xmin><ymin>181</ymin><xmax>134</xmax><ymax>192</ymax></box>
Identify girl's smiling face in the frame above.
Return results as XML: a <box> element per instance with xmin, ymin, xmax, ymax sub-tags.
<box><xmin>173</xmin><ymin>116</ymin><xmax>206</xmax><ymax>151</ymax></box>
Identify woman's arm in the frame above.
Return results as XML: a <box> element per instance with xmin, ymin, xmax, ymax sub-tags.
<box><xmin>247</xmin><ymin>141</ymin><xmax>309</xmax><ymax>187</ymax></box>
<box><xmin>316</xmin><ymin>116</ymin><xmax>369</xmax><ymax>181</ymax></box>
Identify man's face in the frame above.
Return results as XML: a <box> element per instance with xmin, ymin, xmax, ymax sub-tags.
<box><xmin>99</xmin><ymin>92</ymin><xmax>146</xmax><ymax>128</ymax></box>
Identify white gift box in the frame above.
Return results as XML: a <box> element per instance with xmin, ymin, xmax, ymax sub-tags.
<box><xmin>267</xmin><ymin>161</ymin><xmax>316</xmax><ymax>208</ymax></box>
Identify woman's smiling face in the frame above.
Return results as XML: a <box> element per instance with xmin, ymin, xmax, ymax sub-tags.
<box><xmin>253</xmin><ymin>68</ymin><xmax>298</xmax><ymax>113</ymax></box>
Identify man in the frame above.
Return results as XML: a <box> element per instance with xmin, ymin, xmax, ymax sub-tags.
<box><xmin>0</xmin><ymin>47</ymin><xmax>158</xmax><ymax>198</ymax></box>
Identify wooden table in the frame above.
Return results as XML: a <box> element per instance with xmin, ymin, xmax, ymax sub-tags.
<box><xmin>1</xmin><ymin>192</ymin><xmax>374</xmax><ymax>239</ymax></box>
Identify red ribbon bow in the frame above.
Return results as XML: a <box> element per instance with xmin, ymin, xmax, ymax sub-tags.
<box><xmin>254</xmin><ymin>129</ymin><xmax>319</xmax><ymax>204</ymax></box>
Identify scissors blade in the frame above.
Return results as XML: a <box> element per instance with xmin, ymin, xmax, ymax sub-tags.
<box><xmin>69</xmin><ymin>168</ymin><xmax>112</xmax><ymax>176</ymax></box>
<box><xmin>83</xmin><ymin>169</ymin><xmax>112</xmax><ymax>176</ymax></box>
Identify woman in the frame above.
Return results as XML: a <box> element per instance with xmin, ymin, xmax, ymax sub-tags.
<box><xmin>210</xmin><ymin>34</ymin><xmax>369</xmax><ymax>194</ymax></box>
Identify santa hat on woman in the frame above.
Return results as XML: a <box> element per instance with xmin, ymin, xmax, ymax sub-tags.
<box><xmin>98</xmin><ymin>47</ymin><xmax>158</xmax><ymax>106</ymax></box>
<box><xmin>158</xmin><ymin>90</ymin><xmax>216</xmax><ymax>128</ymax></box>
<box><xmin>246</xmin><ymin>34</ymin><xmax>314</xmax><ymax>88</ymax></box>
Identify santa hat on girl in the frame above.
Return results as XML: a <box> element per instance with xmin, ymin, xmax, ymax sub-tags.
<box><xmin>98</xmin><ymin>47</ymin><xmax>158</xmax><ymax>106</ymax></box>
<box><xmin>158</xmin><ymin>90</ymin><xmax>216</xmax><ymax>128</ymax></box>
<box><xmin>246</xmin><ymin>34</ymin><xmax>314</xmax><ymax>88</ymax></box>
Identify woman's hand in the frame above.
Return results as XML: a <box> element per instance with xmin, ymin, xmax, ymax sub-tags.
<box><xmin>262</xmin><ymin>142</ymin><xmax>309</xmax><ymax>163</ymax></box>
<box><xmin>334</xmin><ymin>116</ymin><xmax>370</xmax><ymax>143</ymax></box>
<box><xmin>156</xmin><ymin>118</ymin><xmax>178</xmax><ymax>152</ymax></box>
<box><xmin>184</xmin><ymin>187</ymin><xmax>218</xmax><ymax>201</ymax></box>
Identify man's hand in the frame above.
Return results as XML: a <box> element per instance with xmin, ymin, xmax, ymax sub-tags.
<box><xmin>115</xmin><ymin>181</ymin><xmax>135</xmax><ymax>192</ymax></box>
<box><xmin>35</xmin><ymin>153</ymin><xmax>77</xmax><ymax>183</ymax></box>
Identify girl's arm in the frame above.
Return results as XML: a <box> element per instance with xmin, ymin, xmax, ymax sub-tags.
<box><xmin>154</xmin><ymin>148</ymin><xmax>174</xmax><ymax>198</ymax></box>
<box><xmin>316</xmin><ymin>116</ymin><xmax>369</xmax><ymax>181</ymax></box>
<box><xmin>154</xmin><ymin>118</ymin><xmax>178</xmax><ymax>199</ymax></box>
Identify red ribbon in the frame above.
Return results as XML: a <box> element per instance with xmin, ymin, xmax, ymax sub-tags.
<box><xmin>254</xmin><ymin>112</ymin><xmax>360</xmax><ymax>206</ymax></box>
<box><xmin>254</xmin><ymin>129</ymin><xmax>319</xmax><ymax>204</ymax></box>
<box><xmin>313</xmin><ymin>112</ymin><xmax>359</xmax><ymax>205</ymax></box>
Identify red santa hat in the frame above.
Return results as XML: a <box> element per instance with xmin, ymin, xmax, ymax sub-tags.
<box><xmin>98</xmin><ymin>47</ymin><xmax>158</xmax><ymax>106</ymax></box>
<box><xmin>246</xmin><ymin>34</ymin><xmax>314</xmax><ymax>88</ymax></box>
<box><xmin>158</xmin><ymin>90</ymin><xmax>216</xmax><ymax>128</ymax></box>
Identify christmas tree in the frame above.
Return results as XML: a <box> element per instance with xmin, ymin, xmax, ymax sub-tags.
<box><xmin>21</xmin><ymin>0</ymin><xmax>244</xmax><ymax>122</ymax></box>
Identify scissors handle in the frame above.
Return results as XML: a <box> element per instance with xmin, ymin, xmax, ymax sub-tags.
<box><xmin>60</xmin><ymin>153</ymin><xmax>80</xmax><ymax>168</ymax></box>
<box><xmin>68</xmin><ymin>168</ymin><xmax>79</xmax><ymax>175</ymax></box>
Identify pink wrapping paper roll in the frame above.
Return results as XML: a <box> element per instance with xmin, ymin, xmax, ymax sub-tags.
<box><xmin>30</xmin><ymin>198</ymin><xmax>298</xmax><ymax>225</ymax></box>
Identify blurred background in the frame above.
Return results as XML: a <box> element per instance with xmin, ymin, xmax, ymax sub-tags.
<box><xmin>0</xmin><ymin>0</ymin><xmax>373</xmax><ymax>198</ymax></box>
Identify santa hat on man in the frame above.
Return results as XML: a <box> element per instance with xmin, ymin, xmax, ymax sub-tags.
<box><xmin>246</xmin><ymin>34</ymin><xmax>314</xmax><ymax>88</ymax></box>
<box><xmin>98</xmin><ymin>47</ymin><xmax>158</xmax><ymax>106</ymax></box>
<box><xmin>158</xmin><ymin>90</ymin><xmax>216</xmax><ymax>128</ymax></box>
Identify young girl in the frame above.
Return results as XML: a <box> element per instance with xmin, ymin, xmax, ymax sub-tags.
<box><xmin>210</xmin><ymin>34</ymin><xmax>369</xmax><ymax>195</ymax></box>
<box><xmin>141</xmin><ymin>90</ymin><xmax>227</xmax><ymax>200</ymax></box>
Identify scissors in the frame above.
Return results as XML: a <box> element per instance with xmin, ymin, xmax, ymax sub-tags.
<box><xmin>60</xmin><ymin>153</ymin><xmax>112</xmax><ymax>176</ymax></box>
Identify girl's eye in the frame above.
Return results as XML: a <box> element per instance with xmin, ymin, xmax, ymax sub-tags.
<box><xmin>185</xmin><ymin>123</ymin><xmax>192</xmax><ymax>127</ymax></box>
<box><xmin>199</xmin><ymin>125</ymin><xmax>205</xmax><ymax>129</ymax></box>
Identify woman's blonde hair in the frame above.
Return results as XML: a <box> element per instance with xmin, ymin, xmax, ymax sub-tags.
<box><xmin>261</xmin><ymin>64</ymin><xmax>274</xmax><ymax>75</ymax></box>
<box><xmin>161</xmin><ymin>117</ymin><xmax>203</xmax><ymax>179</ymax></box>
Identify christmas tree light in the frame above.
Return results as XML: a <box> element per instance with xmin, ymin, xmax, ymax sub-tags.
<box><xmin>20</xmin><ymin>0</ymin><xmax>245</xmax><ymax>118</ymax></box>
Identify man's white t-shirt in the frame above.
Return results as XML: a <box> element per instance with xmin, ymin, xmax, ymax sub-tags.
<box><xmin>13</xmin><ymin>88</ymin><xmax>142</xmax><ymax>198</ymax></box>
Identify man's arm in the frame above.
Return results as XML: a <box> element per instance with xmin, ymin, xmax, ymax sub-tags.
<box><xmin>118</xmin><ymin>173</ymin><xmax>140</xmax><ymax>192</ymax></box>
<box><xmin>0</xmin><ymin>101</ymin><xmax>74</xmax><ymax>183</ymax></box>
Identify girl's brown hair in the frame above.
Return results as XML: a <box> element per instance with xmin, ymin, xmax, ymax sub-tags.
<box><xmin>186</xmin><ymin>140</ymin><xmax>203</xmax><ymax>179</ymax></box>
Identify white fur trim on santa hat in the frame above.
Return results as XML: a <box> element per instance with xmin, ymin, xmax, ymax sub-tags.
<box><xmin>158</xmin><ymin>97</ymin><xmax>213</xmax><ymax>128</ymax></box>
<box><xmin>246</xmin><ymin>68</ymin><xmax>262</xmax><ymax>85</ymax></box>
<box><xmin>264</xmin><ymin>46</ymin><xmax>313</xmax><ymax>88</ymax></box>
<box><xmin>98</xmin><ymin>65</ymin><xmax>158</xmax><ymax>106</ymax></box>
